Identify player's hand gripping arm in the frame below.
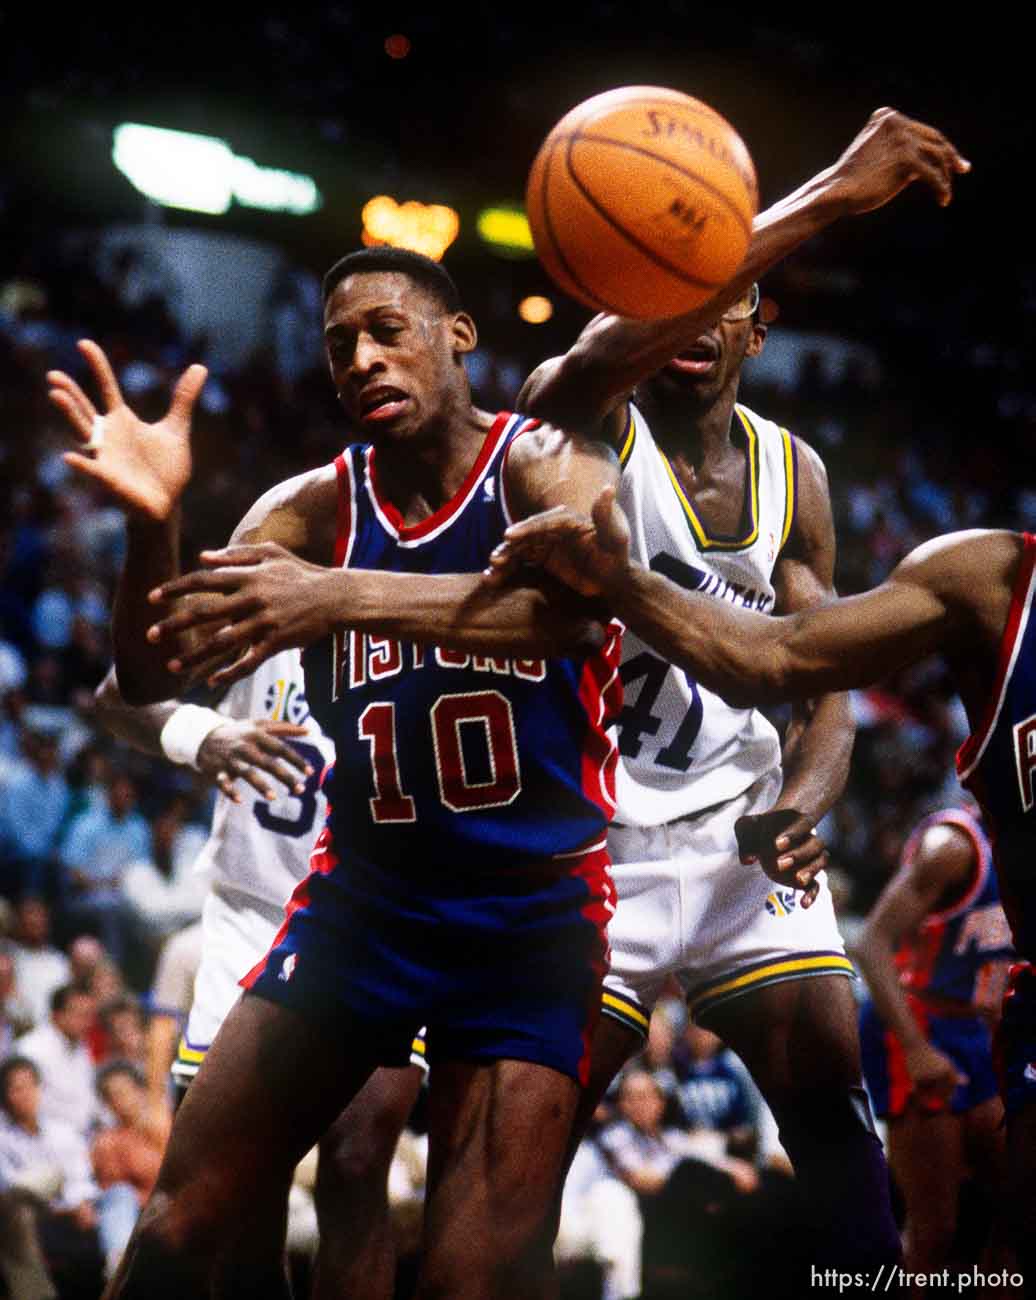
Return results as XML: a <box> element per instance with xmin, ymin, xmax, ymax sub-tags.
<box><xmin>851</xmin><ymin>825</ymin><xmax>974</xmax><ymax>1107</ymax></box>
<box><xmin>733</xmin><ymin>444</ymin><xmax>854</xmax><ymax>908</ymax></box>
<box><xmin>46</xmin><ymin>340</ymin><xmax>207</xmax><ymax>704</ymax></box>
<box><xmin>490</xmin><ymin>502</ymin><xmax>1010</xmax><ymax>707</ymax></box>
<box><xmin>94</xmin><ymin>668</ymin><xmax>311</xmax><ymax>803</ymax></box>
<box><xmin>143</xmin><ymin>430</ymin><xmax>618</xmax><ymax>690</ymax></box>
<box><xmin>518</xmin><ymin>109</ymin><xmax>969</xmax><ymax>436</ymax></box>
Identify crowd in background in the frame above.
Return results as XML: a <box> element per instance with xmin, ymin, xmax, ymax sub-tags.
<box><xmin>0</xmin><ymin>234</ymin><xmax>1026</xmax><ymax>1296</ymax></box>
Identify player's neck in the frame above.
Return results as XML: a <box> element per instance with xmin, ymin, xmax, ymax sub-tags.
<box><xmin>646</xmin><ymin>381</ymin><xmax>741</xmax><ymax>472</ymax></box>
<box><xmin>374</xmin><ymin>404</ymin><xmax>494</xmax><ymax>525</ymax></box>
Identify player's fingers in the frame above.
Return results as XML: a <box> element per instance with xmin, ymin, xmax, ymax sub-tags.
<box><xmin>254</xmin><ymin>728</ymin><xmax>310</xmax><ymax>767</ymax></box>
<box><xmin>167</xmin><ymin>363</ymin><xmax>208</xmax><ymax>428</ymax></box>
<box><xmin>773</xmin><ymin>813</ymin><xmax>817</xmax><ymax>852</ymax></box>
<box><xmin>164</xmin><ymin>626</ymin><xmax>258</xmax><ymax>675</ymax></box>
<box><xmin>49</xmin><ymin>389</ymin><xmax>97</xmax><ymax>443</ymax></box>
<box><xmin>214</xmin><ymin>772</ymin><xmax>243</xmax><ymax>804</ymax></box>
<box><xmin>146</xmin><ymin>597</ymin><xmax>250</xmax><ymax>641</ymax></box>
<box><xmin>225</xmin><ymin>753</ymin><xmax>277</xmax><ymax>802</ymax></box>
<box><xmin>800</xmin><ymin>879</ymin><xmax>821</xmax><ymax>910</ymax></box>
<box><xmin>198</xmin><ymin>544</ymin><xmax>277</xmax><ymax>568</ymax></box>
<box><xmin>256</xmin><ymin>721</ymin><xmax>309</xmax><ymax>738</ymax></box>
<box><xmin>206</xmin><ymin>644</ymin><xmax>266</xmax><ymax>690</ymax></box>
<box><xmin>149</xmin><ymin>569</ymin><xmax>247</xmax><ymax>603</ymax></box>
<box><xmin>77</xmin><ymin>339</ymin><xmax>124</xmax><ymax>411</ymax></box>
<box><xmin>47</xmin><ymin>373</ymin><xmax>98</xmax><ymax>435</ymax></box>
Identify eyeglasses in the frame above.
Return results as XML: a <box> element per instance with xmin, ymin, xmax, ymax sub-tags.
<box><xmin>721</xmin><ymin>283</ymin><xmax>760</xmax><ymax>323</ymax></box>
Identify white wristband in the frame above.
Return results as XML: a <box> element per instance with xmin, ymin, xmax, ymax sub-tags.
<box><xmin>159</xmin><ymin>705</ymin><xmax>225</xmax><ymax>770</ymax></box>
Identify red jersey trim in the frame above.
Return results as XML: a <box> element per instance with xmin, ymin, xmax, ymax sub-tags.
<box><xmin>917</xmin><ymin>809</ymin><xmax>992</xmax><ymax>925</ymax></box>
<box><xmin>499</xmin><ymin>417</ymin><xmax>543</xmax><ymax>527</ymax></box>
<box><xmin>365</xmin><ymin>412</ymin><xmax>516</xmax><ymax>546</ymax></box>
<box><xmin>957</xmin><ymin>533</ymin><xmax>1036</xmax><ymax>781</ymax></box>
<box><xmin>333</xmin><ymin>452</ymin><xmax>357</xmax><ymax>570</ymax></box>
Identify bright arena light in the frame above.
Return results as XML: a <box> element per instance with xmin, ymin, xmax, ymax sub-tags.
<box><xmin>476</xmin><ymin>206</ymin><xmax>535</xmax><ymax>256</ymax></box>
<box><xmin>518</xmin><ymin>295</ymin><xmax>554</xmax><ymax>324</ymax></box>
<box><xmin>112</xmin><ymin>124</ymin><xmax>321</xmax><ymax>217</ymax></box>
<box><xmin>361</xmin><ymin>196</ymin><xmax>460</xmax><ymax>261</ymax></box>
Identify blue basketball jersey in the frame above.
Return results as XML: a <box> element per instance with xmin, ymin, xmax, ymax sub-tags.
<box><xmin>301</xmin><ymin>411</ymin><xmax>624</xmax><ymax>880</ymax></box>
<box><xmin>894</xmin><ymin>808</ymin><xmax>1013</xmax><ymax>1007</ymax></box>
<box><xmin>957</xmin><ymin>533</ymin><xmax>1036</xmax><ymax>957</ymax></box>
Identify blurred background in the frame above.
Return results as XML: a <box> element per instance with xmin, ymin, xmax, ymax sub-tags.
<box><xmin>0</xmin><ymin>5</ymin><xmax>1029</xmax><ymax>1295</ymax></box>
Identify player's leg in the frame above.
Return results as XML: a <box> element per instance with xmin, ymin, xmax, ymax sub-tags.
<box><xmin>416</xmin><ymin>1059</ymin><xmax>582</xmax><ymax>1300</ymax></box>
<box><xmin>705</xmin><ymin>974</ymin><xmax>902</xmax><ymax>1272</ymax></box>
<box><xmin>102</xmin><ymin>993</ymin><xmax>382</xmax><ymax>1299</ymax></box>
<box><xmin>885</xmin><ymin>1104</ymin><xmax>963</xmax><ymax>1273</ymax></box>
<box><xmin>311</xmin><ymin>1062</ymin><xmax>425</xmax><ymax>1300</ymax></box>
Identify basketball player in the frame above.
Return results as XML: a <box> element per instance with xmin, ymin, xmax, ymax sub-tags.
<box><xmin>94</xmin><ymin>658</ymin><xmax>425</xmax><ymax>1300</ymax></box>
<box><xmin>48</xmin><ymin>250</ymin><xmax>629</xmax><ymax>1300</ymax></box>
<box><xmin>855</xmin><ymin>806</ymin><xmax>1012</xmax><ymax>1279</ymax></box>
<box><xmin>125</xmin><ymin>107</ymin><xmax>964</xmax><ymax>1290</ymax></box>
<box><xmin>492</xmin><ymin>510</ymin><xmax>1036</xmax><ymax>1274</ymax></box>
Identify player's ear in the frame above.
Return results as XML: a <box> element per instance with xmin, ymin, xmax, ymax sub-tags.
<box><xmin>451</xmin><ymin>311</ymin><xmax>478</xmax><ymax>355</ymax></box>
<box><xmin>746</xmin><ymin>323</ymin><xmax>767</xmax><ymax>358</ymax></box>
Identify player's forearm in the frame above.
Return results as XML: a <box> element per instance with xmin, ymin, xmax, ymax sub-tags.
<box><xmin>772</xmin><ymin>692</ymin><xmax>855</xmax><ymax>824</ymax></box>
<box><xmin>94</xmin><ymin>668</ymin><xmax>178</xmax><ymax>756</ymax></box>
<box><xmin>852</xmin><ymin>931</ymin><xmax>928</xmax><ymax>1053</ymax></box>
<box><xmin>113</xmin><ymin>513</ymin><xmax>184</xmax><ymax>704</ymax></box>
<box><xmin>525</xmin><ymin>174</ymin><xmax>845</xmax><ymax>423</ymax></box>
<box><xmin>327</xmin><ymin>569</ymin><xmax>604</xmax><ymax>658</ymax></box>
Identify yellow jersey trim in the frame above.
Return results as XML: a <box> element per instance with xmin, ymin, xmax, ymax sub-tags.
<box><xmin>176</xmin><ymin>1038</ymin><xmax>206</xmax><ymax>1065</ymax></box>
<box><xmin>618</xmin><ymin>410</ymin><xmax>636</xmax><ymax>468</ymax></box>
<box><xmin>657</xmin><ymin>405</ymin><xmax>760</xmax><ymax>553</ymax></box>
<box><xmin>688</xmin><ymin>954</ymin><xmax>855</xmax><ymax>1015</ymax></box>
<box><xmin>779</xmin><ymin>428</ymin><xmax>795</xmax><ymax>551</ymax></box>
<box><xmin>601</xmin><ymin>990</ymin><xmax>651</xmax><ymax>1031</ymax></box>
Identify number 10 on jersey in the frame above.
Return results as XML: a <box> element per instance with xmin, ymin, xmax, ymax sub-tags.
<box><xmin>359</xmin><ymin>690</ymin><xmax>522</xmax><ymax>822</ymax></box>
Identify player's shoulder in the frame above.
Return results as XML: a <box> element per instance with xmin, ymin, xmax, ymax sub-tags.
<box><xmin>231</xmin><ymin>462</ymin><xmax>339</xmax><ymax>560</ymax></box>
<box><xmin>898</xmin><ymin>529</ymin><xmax>1023</xmax><ymax>589</ymax></box>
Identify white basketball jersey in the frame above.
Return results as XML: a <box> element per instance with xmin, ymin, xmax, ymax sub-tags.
<box><xmin>613</xmin><ymin>401</ymin><xmax>797</xmax><ymax>825</ymax></box>
<box><xmin>191</xmin><ymin>650</ymin><xmax>334</xmax><ymax>908</ymax></box>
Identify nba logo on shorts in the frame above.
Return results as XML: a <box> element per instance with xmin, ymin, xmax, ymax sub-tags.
<box><xmin>279</xmin><ymin>953</ymin><xmax>298</xmax><ymax>983</ymax></box>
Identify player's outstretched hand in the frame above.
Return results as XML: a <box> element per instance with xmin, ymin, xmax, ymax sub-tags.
<box><xmin>487</xmin><ymin>485</ymin><xmax>631</xmax><ymax>597</ymax></box>
<box><xmin>829</xmin><ymin>107</ymin><xmax>970</xmax><ymax>213</ymax></box>
<box><xmin>146</xmin><ymin>542</ymin><xmax>334</xmax><ymax>689</ymax></box>
<box><xmin>197</xmin><ymin>719</ymin><xmax>313</xmax><ymax>804</ymax></box>
<box><xmin>734</xmin><ymin>808</ymin><xmax>828</xmax><ymax>908</ymax></box>
<box><xmin>46</xmin><ymin>340</ymin><xmax>207</xmax><ymax>521</ymax></box>
<box><xmin>903</xmin><ymin>1042</ymin><xmax>967</xmax><ymax>1109</ymax></box>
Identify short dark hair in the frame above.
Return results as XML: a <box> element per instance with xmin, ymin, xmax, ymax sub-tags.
<box><xmin>51</xmin><ymin>983</ymin><xmax>91</xmax><ymax>1015</ymax></box>
<box><xmin>0</xmin><ymin>1055</ymin><xmax>40</xmax><ymax>1109</ymax></box>
<box><xmin>322</xmin><ymin>247</ymin><xmax>461</xmax><ymax>314</ymax></box>
<box><xmin>96</xmin><ymin>1059</ymin><xmax>145</xmax><ymax>1097</ymax></box>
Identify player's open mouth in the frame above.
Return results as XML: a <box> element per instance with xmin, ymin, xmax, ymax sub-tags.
<box><xmin>358</xmin><ymin>386</ymin><xmax>410</xmax><ymax>422</ymax></box>
<box><xmin>667</xmin><ymin>338</ymin><xmax>720</xmax><ymax>377</ymax></box>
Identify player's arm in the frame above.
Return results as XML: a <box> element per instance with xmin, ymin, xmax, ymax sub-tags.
<box><xmin>734</xmin><ymin>443</ymin><xmax>855</xmax><ymax>905</ymax></box>
<box><xmin>144</xmin><ymin>429</ymin><xmax>618</xmax><ymax>689</ymax></box>
<box><xmin>493</xmin><ymin>500</ymin><xmax>1015</xmax><ymax>706</ymax></box>
<box><xmin>851</xmin><ymin>825</ymin><xmax>975</xmax><ymax>1105</ymax></box>
<box><xmin>93</xmin><ymin>668</ymin><xmax>311</xmax><ymax>804</ymax></box>
<box><xmin>518</xmin><ymin>109</ymin><xmax>968</xmax><ymax>440</ymax></box>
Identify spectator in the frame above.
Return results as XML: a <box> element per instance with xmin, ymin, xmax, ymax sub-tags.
<box><xmin>556</xmin><ymin>1136</ymin><xmax>642</xmax><ymax>1300</ymax></box>
<box><xmin>0</xmin><ymin>950</ymin><xmax>34</xmax><ymax>1055</ymax></box>
<box><xmin>91</xmin><ymin>1061</ymin><xmax>167</xmax><ymax>1207</ymax></box>
<box><xmin>58</xmin><ymin>771</ymin><xmax>149</xmax><ymax>961</ymax></box>
<box><xmin>146</xmin><ymin>920</ymin><xmax>201</xmax><ymax>1135</ymax></box>
<box><xmin>96</xmin><ymin>998</ymin><xmax>147</xmax><ymax>1071</ymax></box>
<box><xmin>8</xmin><ymin>898</ymin><xmax>69</xmax><ymax>1028</ymax></box>
<box><xmin>16</xmin><ymin>985</ymin><xmax>100</xmax><ymax>1138</ymax></box>
<box><xmin>121</xmin><ymin>798</ymin><xmax>207</xmax><ymax>951</ymax></box>
<box><xmin>0</xmin><ymin>728</ymin><xmax>68</xmax><ymax>897</ymax></box>
<box><xmin>0</xmin><ymin>1055</ymin><xmax>137</xmax><ymax>1289</ymax></box>
<box><xmin>669</xmin><ymin>1022</ymin><xmax>758</xmax><ymax>1163</ymax></box>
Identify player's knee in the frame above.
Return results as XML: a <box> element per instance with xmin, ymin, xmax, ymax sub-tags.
<box><xmin>316</xmin><ymin>1108</ymin><xmax>405</xmax><ymax>1203</ymax></box>
<box><xmin>774</xmin><ymin>1082</ymin><xmax>877</xmax><ymax>1154</ymax></box>
<box><xmin>132</xmin><ymin>1188</ymin><xmax>225</xmax><ymax>1263</ymax></box>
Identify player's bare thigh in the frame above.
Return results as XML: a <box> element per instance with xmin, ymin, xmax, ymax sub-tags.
<box><xmin>416</xmin><ymin>1058</ymin><xmax>581</xmax><ymax>1300</ymax></box>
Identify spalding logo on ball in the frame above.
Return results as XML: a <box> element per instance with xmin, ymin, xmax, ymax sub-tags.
<box><xmin>526</xmin><ymin>86</ymin><xmax>758</xmax><ymax>320</ymax></box>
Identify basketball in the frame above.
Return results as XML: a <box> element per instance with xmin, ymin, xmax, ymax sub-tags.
<box><xmin>526</xmin><ymin>86</ymin><xmax>758</xmax><ymax>319</ymax></box>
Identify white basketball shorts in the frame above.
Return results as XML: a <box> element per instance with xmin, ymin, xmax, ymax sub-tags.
<box><xmin>601</xmin><ymin>769</ymin><xmax>853</xmax><ymax>1037</ymax></box>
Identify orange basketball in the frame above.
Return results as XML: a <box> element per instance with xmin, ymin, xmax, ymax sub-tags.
<box><xmin>526</xmin><ymin>86</ymin><xmax>758</xmax><ymax>319</ymax></box>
